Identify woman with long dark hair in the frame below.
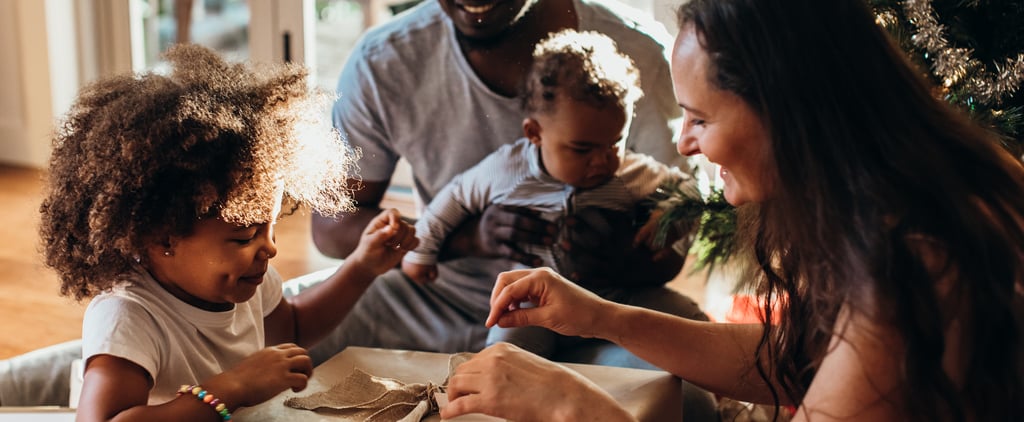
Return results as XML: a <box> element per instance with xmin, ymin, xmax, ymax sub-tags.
<box><xmin>441</xmin><ymin>0</ymin><xmax>1024</xmax><ymax>420</ymax></box>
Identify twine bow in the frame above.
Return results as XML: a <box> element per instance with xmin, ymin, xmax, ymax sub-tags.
<box><xmin>284</xmin><ymin>353</ymin><xmax>472</xmax><ymax>421</ymax></box>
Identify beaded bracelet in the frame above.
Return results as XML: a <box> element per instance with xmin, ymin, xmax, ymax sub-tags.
<box><xmin>177</xmin><ymin>384</ymin><xmax>232</xmax><ymax>421</ymax></box>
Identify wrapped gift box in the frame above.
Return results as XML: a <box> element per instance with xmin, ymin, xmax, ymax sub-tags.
<box><xmin>235</xmin><ymin>346</ymin><xmax>682</xmax><ymax>421</ymax></box>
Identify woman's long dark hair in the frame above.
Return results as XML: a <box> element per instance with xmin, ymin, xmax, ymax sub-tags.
<box><xmin>678</xmin><ymin>0</ymin><xmax>1024</xmax><ymax>420</ymax></box>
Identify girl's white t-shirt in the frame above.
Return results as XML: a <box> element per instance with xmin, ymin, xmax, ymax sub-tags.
<box><xmin>82</xmin><ymin>266</ymin><xmax>283</xmax><ymax>404</ymax></box>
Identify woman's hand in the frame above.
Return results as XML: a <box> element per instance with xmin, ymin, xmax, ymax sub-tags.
<box><xmin>487</xmin><ymin>267</ymin><xmax>616</xmax><ymax>339</ymax></box>
<box><xmin>204</xmin><ymin>343</ymin><xmax>314</xmax><ymax>408</ymax></box>
<box><xmin>348</xmin><ymin>208</ymin><xmax>418</xmax><ymax>276</ymax></box>
<box><xmin>441</xmin><ymin>342</ymin><xmax>635</xmax><ymax>421</ymax></box>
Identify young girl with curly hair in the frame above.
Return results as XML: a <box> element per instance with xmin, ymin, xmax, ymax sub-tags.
<box><xmin>40</xmin><ymin>44</ymin><xmax>418</xmax><ymax>421</ymax></box>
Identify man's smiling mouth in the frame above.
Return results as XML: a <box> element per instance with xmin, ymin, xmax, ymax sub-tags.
<box><xmin>461</xmin><ymin>3</ymin><xmax>496</xmax><ymax>13</ymax></box>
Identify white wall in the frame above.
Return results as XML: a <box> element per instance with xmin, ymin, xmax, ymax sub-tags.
<box><xmin>0</xmin><ymin>0</ymin><xmax>81</xmax><ymax>169</ymax></box>
<box><xmin>0</xmin><ymin>0</ymin><xmax>112</xmax><ymax>169</ymax></box>
<box><xmin>47</xmin><ymin>0</ymin><xmax>80</xmax><ymax>128</ymax></box>
<box><xmin>0</xmin><ymin>1</ymin><xmax>26</xmax><ymax>166</ymax></box>
<box><xmin>0</xmin><ymin>1</ymin><xmax>46</xmax><ymax>168</ymax></box>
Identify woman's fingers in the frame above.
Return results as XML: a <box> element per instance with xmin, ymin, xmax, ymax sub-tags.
<box><xmin>441</xmin><ymin>392</ymin><xmax>493</xmax><ymax>419</ymax></box>
<box><xmin>444</xmin><ymin>372</ymin><xmax>482</xmax><ymax>401</ymax></box>
<box><xmin>494</xmin><ymin>308</ymin><xmax>543</xmax><ymax>331</ymax></box>
<box><xmin>487</xmin><ymin>269</ymin><xmax>546</xmax><ymax>327</ymax></box>
<box><xmin>489</xmin><ymin>272</ymin><xmax>511</xmax><ymax>309</ymax></box>
<box><xmin>442</xmin><ymin>348</ymin><xmax>512</xmax><ymax>418</ymax></box>
<box><xmin>489</xmin><ymin>268</ymin><xmax>534</xmax><ymax>308</ymax></box>
<box><xmin>442</xmin><ymin>343</ymin><xmax>601</xmax><ymax>421</ymax></box>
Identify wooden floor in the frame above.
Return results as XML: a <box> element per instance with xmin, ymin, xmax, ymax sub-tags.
<box><xmin>0</xmin><ymin>165</ymin><xmax>84</xmax><ymax>359</ymax></box>
<box><xmin>0</xmin><ymin>164</ymin><xmax>712</xmax><ymax>360</ymax></box>
<box><xmin>0</xmin><ymin>164</ymin><xmax>366</xmax><ymax>359</ymax></box>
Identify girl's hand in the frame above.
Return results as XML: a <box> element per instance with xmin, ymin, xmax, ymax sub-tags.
<box><xmin>204</xmin><ymin>343</ymin><xmax>314</xmax><ymax>408</ymax></box>
<box><xmin>348</xmin><ymin>208</ymin><xmax>418</xmax><ymax>276</ymax></box>
<box><xmin>441</xmin><ymin>342</ymin><xmax>635</xmax><ymax>421</ymax></box>
<box><xmin>486</xmin><ymin>267</ymin><xmax>614</xmax><ymax>339</ymax></box>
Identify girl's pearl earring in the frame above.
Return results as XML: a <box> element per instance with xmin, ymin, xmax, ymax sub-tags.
<box><xmin>163</xmin><ymin>250</ymin><xmax>173</xmax><ymax>257</ymax></box>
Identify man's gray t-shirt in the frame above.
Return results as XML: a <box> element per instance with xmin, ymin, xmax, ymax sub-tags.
<box><xmin>333</xmin><ymin>0</ymin><xmax>684</xmax><ymax>292</ymax></box>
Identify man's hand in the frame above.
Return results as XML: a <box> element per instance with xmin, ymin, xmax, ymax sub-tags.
<box><xmin>442</xmin><ymin>204</ymin><xmax>556</xmax><ymax>266</ymax></box>
<box><xmin>557</xmin><ymin>207</ymin><xmax>683</xmax><ymax>287</ymax></box>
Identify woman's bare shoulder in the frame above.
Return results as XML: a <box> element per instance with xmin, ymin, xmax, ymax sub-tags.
<box><xmin>796</xmin><ymin>304</ymin><xmax>906</xmax><ymax>421</ymax></box>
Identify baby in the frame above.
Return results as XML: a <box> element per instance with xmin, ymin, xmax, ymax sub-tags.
<box><xmin>402</xmin><ymin>29</ymin><xmax>703</xmax><ymax>358</ymax></box>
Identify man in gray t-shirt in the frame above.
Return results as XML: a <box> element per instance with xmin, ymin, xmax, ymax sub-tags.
<box><xmin>310</xmin><ymin>0</ymin><xmax>715</xmax><ymax>417</ymax></box>
<box><xmin>311</xmin><ymin>0</ymin><xmax>695</xmax><ymax>353</ymax></box>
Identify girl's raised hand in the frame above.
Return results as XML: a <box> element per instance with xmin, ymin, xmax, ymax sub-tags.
<box><xmin>349</xmin><ymin>208</ymin><xmax>418</xmax><ymax>276</ymax></box>
<box><xmin>203</xmin><ymin>343</ymin><xmax>313</xmax><ymax>408</ymax></box>
<box><xmin>486</xmin><ymin>267</ymin><xmax>613</xmax><ymax>339</ymax></box>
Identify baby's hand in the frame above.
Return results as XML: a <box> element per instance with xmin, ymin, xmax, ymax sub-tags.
<box><xmin>402</xmin><ymin>261</ymin><xmax>438</xmax><ymax>285</ymax></box>
<box><xmin>632</xmin><ymin>209</ymin><xmax>671</xmax><ymax>258</ymax></box>
<box><xmin>349</xmin><ymin>208</ymin><xmax>418</xmax><ymax>276</ymax></box>
<box><xmin>203</xmin><ymin>343</ymin><xmax>313</xmax><ymax>408</ymax></box>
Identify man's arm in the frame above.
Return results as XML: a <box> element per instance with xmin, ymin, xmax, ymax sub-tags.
<box><xmin>311</xmin><ymin>179</ymin><xmax>389</xmax><ymax>259</ymax></box>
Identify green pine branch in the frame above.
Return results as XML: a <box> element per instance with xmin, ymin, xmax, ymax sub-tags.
<box><xmin>651</xmin><ymin>181</ymin><xmax>737</xmax><ymax>274</ymax></box>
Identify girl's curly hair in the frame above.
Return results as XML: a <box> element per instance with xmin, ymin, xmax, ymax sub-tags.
<box><xmin>41</xmin><ymin>44</ymin><xmax>359</xmax><ymax>301</ymax></box>
<box><xmin>520</xmin><ymin>29</ymin><xmax>643</xmax><ymax>115</ymax></box>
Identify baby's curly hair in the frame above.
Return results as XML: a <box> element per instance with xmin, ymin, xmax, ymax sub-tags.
<box><xmin>41</xmin><ymin>44</ymin><xmax>359</xmax><ymax>301</ymax></box>
<box><xmin>521</xmin><ymin>29</ymin><xmax>643</xmax><ymax>115</ymax></box>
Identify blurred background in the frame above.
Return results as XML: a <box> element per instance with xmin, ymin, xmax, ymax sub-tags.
<box><xmin>0</xmin><ymin>0</ymin><xmax>687</xmax><ymax>359</ymax></box>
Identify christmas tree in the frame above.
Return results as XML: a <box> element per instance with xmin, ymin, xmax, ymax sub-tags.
<box><xmin>870</xmin><ymin>0</ymin><xmax>1024</xmax><ymax>157</ymax></box>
